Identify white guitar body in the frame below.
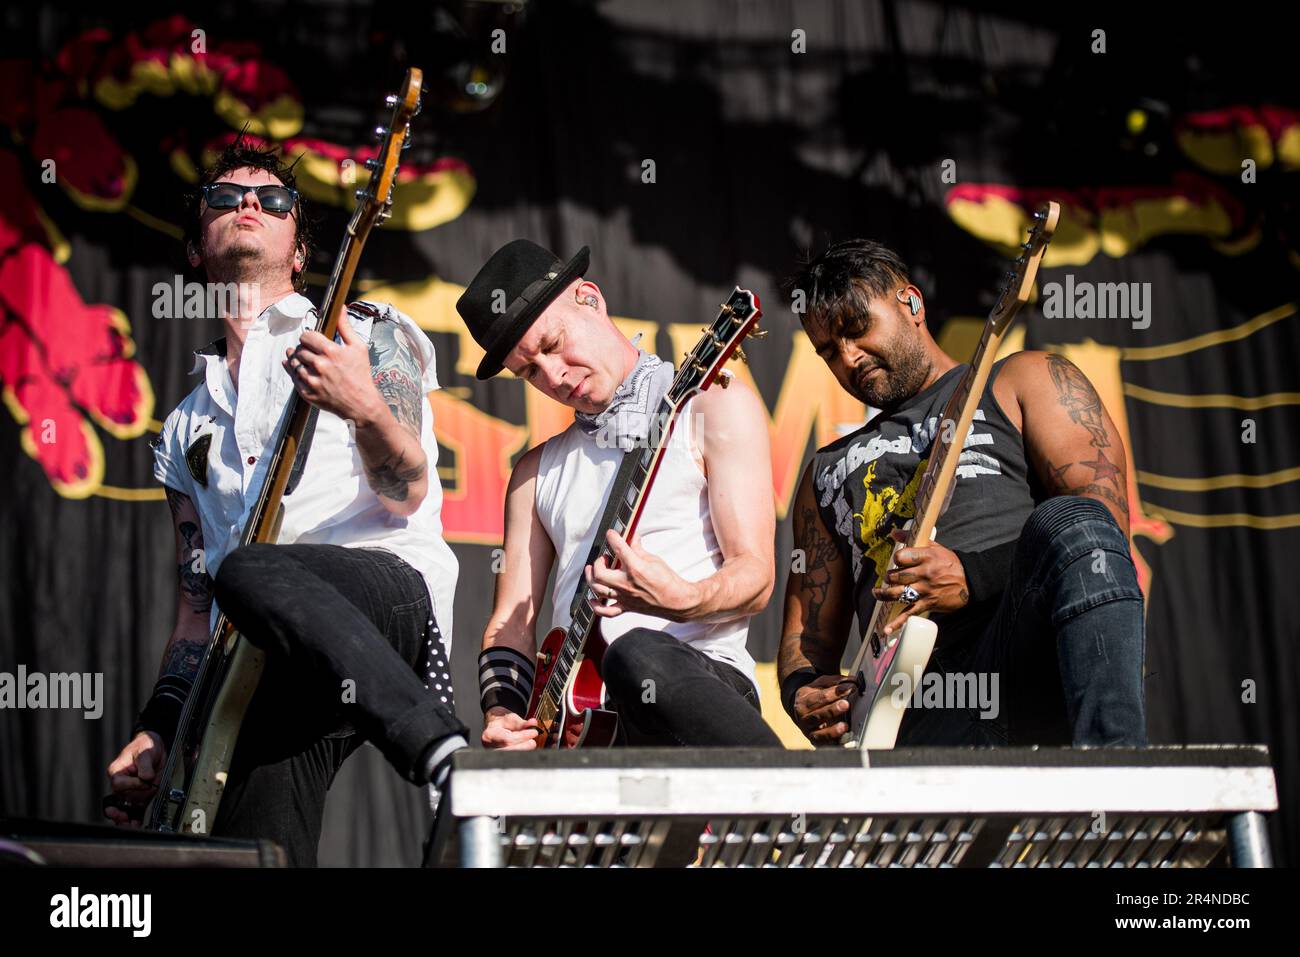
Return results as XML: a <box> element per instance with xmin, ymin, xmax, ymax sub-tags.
<box><xmin>844</xmin><ymin>616</ymin><xmax>939</xmax><ymax>750</ymax></box>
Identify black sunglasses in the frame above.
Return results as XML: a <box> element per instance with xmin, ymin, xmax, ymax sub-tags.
<box><xmin>201</xmin><ymin>181</ymin><xmax>299</xmax><ymax>214</ymax></box>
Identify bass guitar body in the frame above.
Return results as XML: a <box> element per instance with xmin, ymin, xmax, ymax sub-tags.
<box><xmin>527</xmin><ymin>625</ymin><xmax>618</xmax><ymax>748</ymax></box>
<box><xmin>845</xmin><ymin>615</ymin><xmax>938</xmax><ymax>750</ymax></box>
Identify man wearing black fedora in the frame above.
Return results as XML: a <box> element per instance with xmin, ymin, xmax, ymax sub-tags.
<box><xmin>460</xmin><ymin>239</ymin><xmax>783</xmax><ymax>750</ymax></box>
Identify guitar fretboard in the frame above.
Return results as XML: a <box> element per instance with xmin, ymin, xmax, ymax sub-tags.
<box><xmin>910</xmin><ymin>322</ymin><xmax>995</xmax><ymax>525</ymax></box>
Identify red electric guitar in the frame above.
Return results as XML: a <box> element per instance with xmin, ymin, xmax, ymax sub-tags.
<box><xmin>524</xmin><ymin>287</ymin><xmax>764</xmax><ymax>747</ymax></box>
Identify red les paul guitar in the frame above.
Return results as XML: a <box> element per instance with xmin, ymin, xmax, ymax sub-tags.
<box><xmin>525</xmin><ymin>287</ymin><xmax>764</xmax><ymax>747</ymax></box>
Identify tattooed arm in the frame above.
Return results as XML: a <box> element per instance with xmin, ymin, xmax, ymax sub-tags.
<box><xmin>356</xmin><ymin>317</ymin><xmax>429</xmax><ymax>515</ymax></box>
<box><xmin>157</xmin><ymin>487</ymin><xmax>213</xmax><ymax>683</ymax></box>
<box><xmin>104</xmin><ymin>487</ymin><xmax>212</xmax><ymax>824</ymax></box>
<box><xmin>1004</xmin><ymin>351</ymin><xmax>1131</xmax><ymax>535</ymax></box>
<box><xmin>779</xmin><ymin>462</ymin><xmax>858</xmax><ymax>745</ymax></box>
<box><xmin>283</xmin><ymin>309</ymin><xmax>429</xmax><ymax>516</ymax></box>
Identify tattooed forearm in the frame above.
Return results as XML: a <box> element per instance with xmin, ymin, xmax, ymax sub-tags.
<box><xmin>782</xmin><ymin>506</ymin><xmax>848</xmax><ymax>677</ymax></box>
<box><xmin>797</xmin><ymin>504</ymin><xmax>839</xmax><ymax>628</ymax></box>
<box><xmin>357</xmin><ymin>317</ymin><xmax>430</xmax><ymax>505</ymax></box>
<box><xmin>368</xmin><ymin>318</ymin><xmax>424</xmax><ymax>438</ymax></box>
<box><xmin>159</xmin><ymin>636</ymin><xmax>206</xmax><ymax>682</ymax></box>
<box><xmin>1046</xmin><ymin>354</ymin><xmax>1110</xmax><ymax>448</ymax></box>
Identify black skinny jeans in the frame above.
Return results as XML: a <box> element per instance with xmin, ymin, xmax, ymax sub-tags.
<box><xmin>209</xmin><ymin>542</ymin><xmax>466</xmax><ymax>866</ymax></box>
<box><xmin>601</xmin><ymin>628</ymin><xmax>782</xmax><ymax>747</ymax></box>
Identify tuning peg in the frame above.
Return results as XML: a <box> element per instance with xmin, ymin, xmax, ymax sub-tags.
<box><xmin>1033</xmin><ymin>210</ymin><xmax>1047</xmax><ymax>220</ymax></box>
<box><xmin>734</xmin><ymin>345</ymin><xmax>749</xmax><ymax>365</ymax></box>
<box><xmin>364</xmin><ymin>158</ymin><xmax>379</xmax><ymax>171</ymax></box>
<box><xmin>355</xmin><ymin>189</ymin><xmax>366</xmax><ymax>200</ymax></box>
<box><xmin>373</xmin><ymin>125</ymin><xmax>388</xmax><ymax>140</ymax></box>
<box><xmin>413</xmin><ymin>97</ymin><xmax>423</xmax><ymax>117</ymax></box>
<box><xmin>385</xmin><ymin>94</ymin><xmax>399</xmax><ymax>107</ymax></box>
<box><xmin>748</xmin><ymin>325</ymin><xmax>768</xmax><ymax>339</ymax></box>
<box><xmin>401</xmin><ymin>138</ymin><xmax>412</xmax><ymax>151</ymax></box>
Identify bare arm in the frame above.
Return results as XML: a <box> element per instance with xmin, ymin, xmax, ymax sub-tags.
<box><xmin>686</xmin><ymin>378</ymin><xmax>777</xmax><ymax>621</ymax></box>
<box><xmin>778</xmin><ymin>461</ymin><xmax>854</xmax><ymax>680</ymax></box>
<box><xmin>1009</xmin><ymin>351</ymin><xmax>1131</xmax><ymax>535</ymax></box>
<box><xmin>480</xmin><ymin>444</ymin><xmax>555</xmax><ymax>748</ymax></box>
<box><xmin>482</xmin><ymin>443</ymin><xmax>556</xmax><ymax>659</ymax></box>
<box><xmin>779</xmin><ymin>461</ymin><xmax>859</xmax><ymax>746</ymax></box>
<box><xmin>105</xmin><ymin>487</ymin><xmax>213</xmax><ymax>821</ymax></box>
<box><xmin>157</xmin><ymin>487</ymin><xmax>214</xmax><ymax>682</ymax></box>
<box><xmin>356</xmin><ymin>319</ymin><xmax>429</xmax><ymax>516</ymax></box>
<box><xmin>587</xmin><ymin>379</ymin><xmax>776</xmax><ymax>623</ymax></box>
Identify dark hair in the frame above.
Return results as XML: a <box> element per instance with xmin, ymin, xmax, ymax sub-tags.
<box><xmin>184</xmin><ymin>137</ymin><xmax>315</xmax><ymax>292</ymax></box>
<box><xmin>783</xmin><ymin>239</ymin><xmax>912</xmax><ymax>338</ymax></box>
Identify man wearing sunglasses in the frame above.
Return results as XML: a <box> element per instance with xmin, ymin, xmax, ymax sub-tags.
<box><xmin>104</xmin><ymin>141</ymin><xmax>468</xmax><ymax>866</ymax></box>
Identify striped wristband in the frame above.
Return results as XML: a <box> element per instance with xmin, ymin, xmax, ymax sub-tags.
<box><xmin>478</xmin><ymin>646</ymin><xmax>536</xmax><ymax>717</ymax></box>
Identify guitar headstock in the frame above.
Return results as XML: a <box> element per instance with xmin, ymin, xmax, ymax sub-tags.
<box><xmin>990</xmin><ymin>200</ymin><xmax>1060</xmax><ymax>332</ymax></box>
<box><xmin>671</xmin><ymin>287</ymin><xmax>763</xmax><ymax>400</ymax></box>
<box><xmin>355</xmin><ymin>68</ymin><xmax>423</xmax><ymax>233</ymax></box>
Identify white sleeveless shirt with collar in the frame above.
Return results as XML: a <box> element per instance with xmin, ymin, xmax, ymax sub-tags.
<box><xmin>534</xmin><ymin>396</ymin><xmax>757</xmax><ymax>691</ymax></box>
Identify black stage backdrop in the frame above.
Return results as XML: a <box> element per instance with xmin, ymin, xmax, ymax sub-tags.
<box><xmin>1</xmin><ymin>2</ymin><xmax>1296</xmax><ymax>865</ymax></box>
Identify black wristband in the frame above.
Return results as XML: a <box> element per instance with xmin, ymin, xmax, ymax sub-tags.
<box><xmin>132</xmin><ymin>674</ymin><xmax>193</xmax><ymax>748</ymax></box>
<box><xmin>780</xmin><ymin>667</ymin><xmax>823</xmax><ymax>721</ymax></box>
<box><xmin>952</xmin><ymin>539</ymin><xmax>1018</xmax><ymax>605</ymax></box>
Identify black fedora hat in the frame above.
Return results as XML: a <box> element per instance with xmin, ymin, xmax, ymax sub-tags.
<box><xmin>456</xmin><ymin>240</ymin><xmax>591</xmax><ymax>380</ymax></box>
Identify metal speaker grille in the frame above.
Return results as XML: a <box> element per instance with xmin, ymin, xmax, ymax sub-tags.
<box><xmin>491</xmin><ymin>814</ymin><xmax>1227</xmax><ymax>868</ymax></box>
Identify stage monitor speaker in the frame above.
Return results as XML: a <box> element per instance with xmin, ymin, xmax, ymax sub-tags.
<box><xmin>0</xmin><ymin>819</ymin><xmax>286</xmax><ymax>867</ymax></box>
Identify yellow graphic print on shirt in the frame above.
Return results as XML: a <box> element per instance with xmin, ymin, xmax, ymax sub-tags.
<box><xmin>855</xmin><ymin>457</ymin><xmax>928</xmax><ymax>583</ymax></box>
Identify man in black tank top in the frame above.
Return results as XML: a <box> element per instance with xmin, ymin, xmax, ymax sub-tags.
<box><xmin>777</xmin><ymin>240</ymin><xmax>1146</xmax><ymax>749</ymax></box>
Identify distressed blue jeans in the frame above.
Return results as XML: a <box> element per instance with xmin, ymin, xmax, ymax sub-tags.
<box><xmin>897</xmin><ymin>496</ymin><xmax>1148</xmax><ymax>748</ymax></box>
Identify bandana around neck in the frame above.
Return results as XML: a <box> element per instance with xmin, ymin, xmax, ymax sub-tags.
<box><xmin>574</xmin><ymin>345</ymin><xmax>676</xmax><ymax>451</ymax></box>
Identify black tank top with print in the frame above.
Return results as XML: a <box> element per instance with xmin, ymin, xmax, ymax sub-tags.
<box><xmin>812</xmin><ymin>358</ymin><xmax>1043</xmax><ymax>649</ymax></box>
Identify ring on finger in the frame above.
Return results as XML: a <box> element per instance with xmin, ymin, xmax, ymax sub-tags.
<box><xmin>899</xmin><ymin>585</ymin><xmax>920</xmax><ymax>605</ymax></box>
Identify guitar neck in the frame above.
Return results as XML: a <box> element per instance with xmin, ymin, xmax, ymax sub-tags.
<box><xmin>907</xmin><ymin>313</ymin><xmax>1014</xmax><ymax>547</ymax></box>
<box><xmin>241</xmin><ymin>207</ymin><xmax>369</xmax><ymax>547</ymax></box>
<box><xmin>537</xmin><ymin>395</ymin><xmax>679</xmax><ymax>705</ymax></box>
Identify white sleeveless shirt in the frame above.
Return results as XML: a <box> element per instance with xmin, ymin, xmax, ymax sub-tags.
<box><xmin>534</xmin><ymin>396</ymin><xmax>756</xmax><ymax>690</ymax></box>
